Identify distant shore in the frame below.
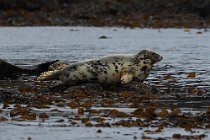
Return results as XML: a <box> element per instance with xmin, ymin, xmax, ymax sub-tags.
<box><xmin>0</xmin><ymin>0</ymin><xmax>210</xmax><ymax>28</ymax></box>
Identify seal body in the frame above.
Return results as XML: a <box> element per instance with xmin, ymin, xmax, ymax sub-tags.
<box><xmin>37</xmin><ymin>49</ymin><xmax>162</xmax><ymax>85</ymax></box>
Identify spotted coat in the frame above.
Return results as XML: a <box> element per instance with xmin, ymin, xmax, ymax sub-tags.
<box><xmin>37</xmin><ymin>49</ymin><xmax>162</xmax><ymax>85</ymax></box>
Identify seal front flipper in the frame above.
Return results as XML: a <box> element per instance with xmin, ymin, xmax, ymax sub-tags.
<box><xmin>120</xmin><ymin>68</ymin><xmax>134</xmax><ymax>84</ymax></box>
<box><xmin>120</xmin><ymin>73</ymin><xmax>133</xmax><ymax>84</ymax></box>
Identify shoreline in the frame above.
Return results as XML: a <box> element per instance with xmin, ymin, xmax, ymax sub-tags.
<box><xmin>0</xmin><ymin>18</ymin><xmax>209</xmax><ymax>28</ymax></box>
<box><xmin>0</xmin><ymin>1</ymin><xmax>210</xmax><ymax>28</ymax></box>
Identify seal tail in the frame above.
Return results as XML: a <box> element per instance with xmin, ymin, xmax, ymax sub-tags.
<box><xmin>37</xmin><ymin>70</ymin><xmax>60</xmax><ymax>81</ymax></box>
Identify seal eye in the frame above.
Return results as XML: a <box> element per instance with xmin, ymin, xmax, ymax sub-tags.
<box><xmin>141</xmin><ymin>66</ymin><xmax>148</xmax><ymax>71</ymax></box>
<box><xmin>151</xmin><ymin>52</ymin><xmax>156</xmax><ymax>56</ymax></box>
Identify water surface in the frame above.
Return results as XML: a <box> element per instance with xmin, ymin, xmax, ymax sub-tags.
<box><xmin>0</xmin><ymin>27</ymin><xmax>210</xmax><ymax>140</ymax></box>
<box><xmin>1</xmin><ymin>27</ymin><xmax>209</xmax><ymax>91</ymax></box>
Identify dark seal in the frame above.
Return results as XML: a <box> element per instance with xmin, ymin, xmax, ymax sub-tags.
<box><xmin>37</xmin><ymin>49</ymin><xmax>162</xmax><ymax>85</ymax></box>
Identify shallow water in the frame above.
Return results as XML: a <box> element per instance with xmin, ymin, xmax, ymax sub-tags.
<box><xmin>1</xmin><ymin>27</ymin><xmax>210</xmax><ymax>84</ymax></box>
<box><xmin>0</xmin><ymin>27</ymin><xmax>209</xmax><ymax>98</ymax></box>
<box><xmin>0</xmin><ymin>27</ymin><xmax>210</xmax><ymax>139</ymax></box>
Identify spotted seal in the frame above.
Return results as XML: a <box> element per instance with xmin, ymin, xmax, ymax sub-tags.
<box><xmin>37</xmin><ymin>49</ymin><xmax>162</xmax><ymax>85</ymax></box>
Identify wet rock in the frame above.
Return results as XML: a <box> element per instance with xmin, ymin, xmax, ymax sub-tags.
<box><xmin>10</xmin><ymin>106</ymin><xmax>31</xmax><ymax>117</ymax></box>
<box><xmin>39</xmin><ymin>112</ymin><xmax>49</xmax><ymax>119</ymax></box>
<box><xmin>60</xmin><ymin>82</ymin><xmax>159</xmax><ymax>96</ymax></box>
<box><xmin>96</xmin><ymin>129</ymin><xmax>102</xmax><ymax>133</ymax></box>
<box><xmin>0</xmin><ymin>87</ymin><xmax>35</xmax><ymax>104</ymax></box>
<box><xmin>64</xmin><ymin>83</ymin><xmax>103</xmax><ymax>93</ymax></box>
<box><xmin>0</xmin><ymin>116</ymin><xmax>8</xmax><ymax>122</ymax></box>
<box><xmin>0</xmin><ymin>88</ymin><xmax>21</xmax><ymax>103</ymax></box>
<box><xmin>99</xmin><ymin>35</ymin><xmax>110</xmax><ymax>39</ymax></box>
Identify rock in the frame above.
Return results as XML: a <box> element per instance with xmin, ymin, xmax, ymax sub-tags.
<box><xmin>59</xmin><ymin>82</ymin><xmax>159</xmax><ymax>95</ymax></box>
<box><xmin>0</xmin><ymin>88</ymin><xmax>21</xmax><ymax>103</ymax></box>
<box><xmin>64</xmin><ymin>83</ymin><xmax>103</xmax><ymax>93</ymax></box>
<box><xmin>103</xmin><ymin>81</ymin><xmax>159</xmax><ymax>94</ymax></box>
<box><xmin>0</xmin><ymin>87</ymin><xmax>37</xmax><ymax>104</ymax></box>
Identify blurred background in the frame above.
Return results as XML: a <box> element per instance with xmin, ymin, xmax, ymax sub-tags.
<box><xmin>0</xmin><ymin>0</ymin><xmax>210</xmax><ymax>27</ymax></box>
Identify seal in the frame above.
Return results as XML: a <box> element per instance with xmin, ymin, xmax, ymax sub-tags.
<box><xmin>37</xmin><ymin>49</ymin><xmax>162</xmax><ymax>85</ymax></box>
<box><xmin>0</xmin><ymin>59</ymin><xmax>58</xmax><ymax>79</ymax></box>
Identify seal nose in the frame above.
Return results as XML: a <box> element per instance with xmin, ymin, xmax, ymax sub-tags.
<box><xmin>159</xmin><ymin>56</ymin><xmax>163</xmax><ymax>61</ymax></box>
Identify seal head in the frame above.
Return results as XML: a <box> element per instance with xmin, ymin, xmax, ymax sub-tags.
<box><xmin>135</xmin><ymin>49</ymin><xmax>163</xmax><ymax>65</ymax></box>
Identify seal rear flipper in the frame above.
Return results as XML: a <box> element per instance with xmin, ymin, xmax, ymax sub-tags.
<box><xmin>37</xmin><ymin>70</ymin><xmax>60</xmax><ymax>81</ymax></box>
<box><xmin>29</xmin><ymin>60</ymin><xmax>59</xmax><ymax>75</ymax></box>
